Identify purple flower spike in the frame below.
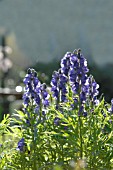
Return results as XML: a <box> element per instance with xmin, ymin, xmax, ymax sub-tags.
<box><xmin>51</xmin><ymin>69</ymin><xmax>68</xmax><ymax>102</ymax></box>
<box><xmin>23</xmin><ymin>68</ymin><xmax>41</xmax><ymax>108</ymax></box>
<box><xmin>60</xmin><ymin>52</ymin><xmax>71</xmax><ymax>76</ymax></box>
<box><xmin>23</xmin><ymin>68</ymin><xmax>50</xmax><ymax>113</ymax></box>
<box><xmin>41</xmin><ymin>83</ymin><xmax>50</xmax><ymax>108</ymax></box>
<box><xmin>51</xmin><ymin>71</ymin><xmax>59</xmax><ymax>100</ymax></box>
<box><xmin>87</xmin><ymin>75</ymin><xmax>99</xmax><ymax>105</ymax></box>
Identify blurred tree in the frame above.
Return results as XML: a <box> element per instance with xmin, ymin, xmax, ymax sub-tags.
<box><xmin>0</xmin><ymin>34</ymin><xmax>13</xmax><ymax>121</ymax></box>
<box><xmin>0</xmin><ymin>35</ymin><xmax>12</xmax><ymax>88</ymax></box>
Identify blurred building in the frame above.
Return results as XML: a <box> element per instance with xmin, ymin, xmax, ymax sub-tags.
<box><xmin>0</xmin><ymin>0</ymin><xmax>113</xmax><ymax>66</ymax></box>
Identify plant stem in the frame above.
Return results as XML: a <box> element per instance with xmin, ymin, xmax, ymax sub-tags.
<box><xmin>79</xmin><ymin>116</ymin><xmax>83</xmax><ymax>158</ymax></box>
<box><xmin>33</xmin><ymin>127</ymin><xmax>37</xmax><ymax>170</ymax></box>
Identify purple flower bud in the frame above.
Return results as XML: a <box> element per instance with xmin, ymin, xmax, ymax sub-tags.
<box><xmin>83</xmin><ymin>111</ymin><xmax>87</xmax><ymax>117</ymax></box>
<box><xmin>60</xmin><ymin>52</ymin><xmax>71</xmax><ymax>76</ymax></box>
<box><xmin>87</xmin><ymin>75</ymin><xmax>99</xmax><ymax>105</ymax></box>
<box><xmin>109</xmin><ymin>98</ymin><xmax>113</xmax><ymax>114</ymax></box>
<box><xmin>17</xmin><ymin>138</ymin><xmax>26</xmax><ymax>152</ymax></box>
<box><xmin>80</xmin><ymin>92</ymin><xmax>86</xmax><ymax>103</ymax></box>
<box><xmin>54</xmin><ymin>117</ymin><xmax>60</xmax><ymax>126</ymax></box>
<box><xmin>51</xmin><ymin>69</ymin><xmax>68</xmax><ymax>102</ymax></box>
<box><xmin>23</xmin><ymin>68</ymin><xmax>41</xmax><ymax>108</ymax></box>
<box><xmin>26</xmin><ymin>119</ymin><xmax>30</xmax><ymax>126</ymax></box>
<box><xmin>78</xmin><ymin>105</ymin><xmax>84</xmax><ymax>116</ymax></box>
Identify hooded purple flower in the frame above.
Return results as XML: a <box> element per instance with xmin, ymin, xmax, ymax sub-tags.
<box><xmin>51</xmin><ymin>71</ymin><xmax>59</xmax><ymax>100</ymax></box>
<box><xmin>108</xmin><ymin>98</ymin><xmax>113</xmax><ymax>114</ymax></box>
<box><xmin>17</xmin><ymin>138</ymin><xmax>26</xmax><ymax>152</ymax></box>
<box><xmin>41</xmin><ymin>83</ymin><xmax>50</xmax><ymax>107</ymax></box>
<box><xmin>23</xmin><ymin>68</ymin><xmax>40</xmax><ymax>107</ymax></box>
<box><xmin>87</xmin><ymin>75</ymin><xmax>99</xmax><ymax>105</ymax></box>
<box><xmin>111</xmin><ymin>99</ymin><xmax>113</xmax><ymax>113</ymax></box>
<box><xmin>23</xmin><ymin>68</ymin><xmax>50</xmax><ymax>110</ymax></box>
<box><xmin>60</xmin><ymin>52</ymin><xmax>71</xmax><ymax>76</ymax></box>
<box><xmin>67</xmin><ymin>49</ymin><xmax>89</xmax><ymax>108</ymax></box>
<box><xmin>51</xmin><ymin>69</ymin><xmax>68</xmax><ymax>102</ymax></box>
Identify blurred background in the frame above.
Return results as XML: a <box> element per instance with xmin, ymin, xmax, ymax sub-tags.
<box><xmin>0</xmin><ymin>0</ymin><xmax>113</xmax><ymax>120</ymax></box>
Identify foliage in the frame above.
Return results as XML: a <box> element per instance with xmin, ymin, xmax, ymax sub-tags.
<box><xmin>0</xmin><ymin>49</ymin><xmax>113</xmax><ymax>169</ymax></box>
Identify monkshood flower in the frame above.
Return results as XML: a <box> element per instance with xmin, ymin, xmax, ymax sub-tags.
<box><xmin>110</xmin><ymin>99</ymin><xmax>113</xmax><ymax>113</ymax></box>
<box><xmin>108</xmin><ymin>99</ymin><xmax>113</xmax><ymax>114</ymax></box>
<box><xmin>26</xmin><ymin>119</ymin><xmax>31</xmax><ymax>126</ymax></box>
<box><xmin>69</xmin><ymin>49</ymin><xmax>89</xmax><ymax>93</ymax></box>
<box><xmin>78</xmin><ymin>105</ymin><xmax>87</xmax><ymax>117</ymax></box>
<box><xmin>59</xmin><ymin>69</ymin><xmax>68</xmax><ymax>102</ymax></box>
<box><xmin>42</xmin><ymin>84</ymin><xmax>50</xmax><ymax>107</ymax></box>
<box><xmin>87</xmin><ymin>75</ymin><xmax>99</xmax><ymax>105</ymax></box>
<box><xmin>60</xmin><ymin>52</ymin><xmax>71</xmax><ymax>76</ymax></box>
<box><xmin>17</xmin><ymin>138</ymin><xmax>26</xmax><ymax>152</ymax></box>
<box><xmin>66</xmin><ymin>50</ymin><xmax>89</xmax><ymax>111</ymax></box>
<box><xmin>51</xmin><ymin>69</ymin><xmax>68</xmax><ymax>103</ymax></box>
<box><xmin>39</xmin><ymin>83</ymin><xmax>50</xmax><ymax>108</ymax></box>
<box><xmin>23</xmin><ymin>68</ymin><xmax>50</xmax><ymax>112</ymax></box>
<box><xmin>51</xmin><ymin>71</ymin><xmax>59</xmax><ymax>100</ymax></box>
<box><xmin>23</xmin><ymin>68</ymin><xmax>40</xmax><ymax>108</ymax></box>
<box><xmin>54</xmin><ymin>117</ymin><xmax>60</xmax><ymax>126</ymax></box>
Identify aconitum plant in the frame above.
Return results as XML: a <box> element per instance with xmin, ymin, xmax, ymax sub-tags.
<box><xmin>4</xmin><ymin>49</ymin><xmax>112</xmax><ymax>170</ymax></box>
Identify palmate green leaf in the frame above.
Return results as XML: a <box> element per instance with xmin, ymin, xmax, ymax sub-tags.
<box><xmin>104</xmin><ymin>131</ymin><xmax>113</xmax><ymax>143</ymax></box>
<box><xmin>54</xmin><ymin>165</ymin><xmax>63</xmax><ymax>170</ymax></box>
<box><xmin>0</xmin><ymin>114</ymin><xmax>11</xmax><ymax>137</ymax></box>
<box><xmin>110</xmin><ymin>158</ymin><xmax>113</xmax><ymax>167</ymax></box>
<box><xmin>52</xmin><ymin>108</ymin><xmax>65</xmax><ymax>118</ymax></box>
<box><xmin>62</xmin><ymin>132</ymin><xmax>70</xmax><ymax>138</ymax></box>
<box><xmin>94</xmin><ymin>98</ymin><xmax>104</xmax><ymax>113</ymax></box>
<box><xmin>43</xmin><ymin>131</ymin><xmax>58</xmax><ymax>135</ymax></box>
<box><xmin>1</xmin><ymin>114</ymin><xmax>10</xmax><ymax>125</ymax></box>
<box><xmin>10</xmin><ymin>110</ymin><xmax>27</xmax><ymax>128</ymax></box>
<box><xmin>12</xmin><ymin>110</ymin><xmax>25</xmax><ymax>121</ymax></box>
<box><xmin>15</xmin><ymin>110</ymin><xmax>25</xmax><ymax>117</ymax></box>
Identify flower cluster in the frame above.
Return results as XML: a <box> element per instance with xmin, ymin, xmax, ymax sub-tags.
<box><xmin>23</xmin><ymin>68</ymin><xmax>49</xmax><ymax>113</ymax></box>
<box><xmin>51</xmin><ymin>49</ymin><xmax>100</xmax><ymax>117</ymax></box>
<box><xmin>51</xmin><ymin>69</ymin><xmax>68</xmax><ymax>104</ymax></box>
<box><xmin>23</xmin><ymin>68</ymin><xmax>40</xmax><ymax>108</ymax></box>
<box><xmin>22</xmin><ymin>50</ymin><xmax>100</xmax><ymax>121</ymax></box>
<box><xmin>87</xmin><ymin>75</ymin><xmax>99</xmax><ymax>105</ymax></box>
<box><xmin>60</xmin><ymin>52</ymin><xmax>71</xmax><ymax>76</ymax></box>
<box><xmin>19</xmin><ymin>69</ymin><xmax>50</xmax><ymax>153</ymax></box>
<box><xmin>69</xmin><ymin>50</ymin><xmax>89</xmax><ymax>113</ymax></box>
